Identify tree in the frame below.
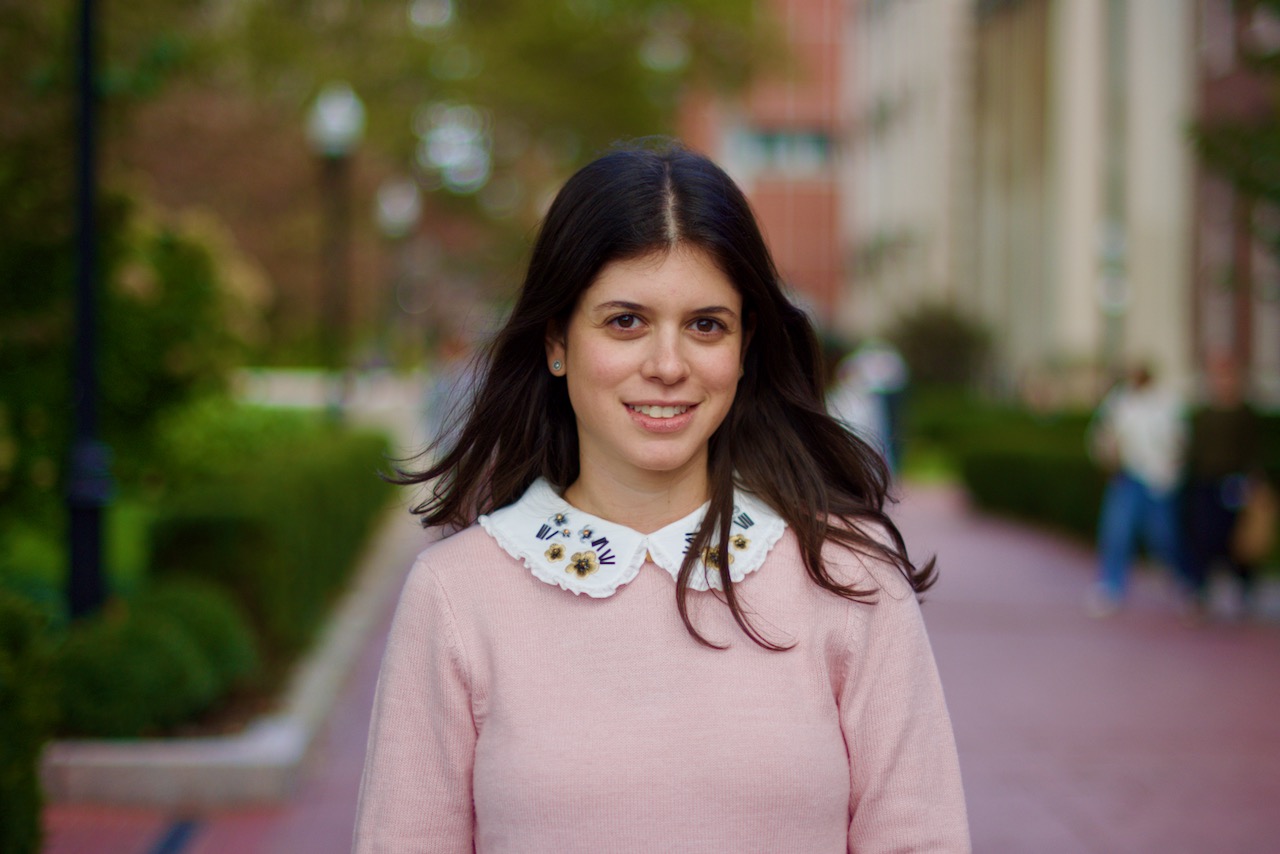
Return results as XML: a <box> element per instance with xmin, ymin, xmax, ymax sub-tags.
<box><xmin>36</xmin><ymin>0</ymin><xmax>782</xmax><ymax>356</ymax></box>
<box><xmin>1191</xmin><ymin>0</ymin><xmax>1280</xmax><ymax>261</ymax></box>
<box><xmin>0</xmin><ymin>1</ymin><xmax>260</xmax><ymax>524</ymax></box>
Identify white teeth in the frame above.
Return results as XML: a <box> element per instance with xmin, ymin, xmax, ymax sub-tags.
<box><xmin>631</xmin><ymin>404</ymin><xmax>688</xmax><ymax>419</ymax></box>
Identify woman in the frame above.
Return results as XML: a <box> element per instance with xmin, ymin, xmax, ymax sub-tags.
<box><xmin>353</xmin><ymin>142</ymin><xmax>969</xmax><ymax>852</ymax></box>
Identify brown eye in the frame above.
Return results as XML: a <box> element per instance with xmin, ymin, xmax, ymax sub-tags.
<box><xmin>693</xmin><ymin>318</ymin><xmax>724</xmax><ymax>334</ymax></box>
<box><xmin>611</xmin><ymin>314</ymin><xmax>638</xmax><ymax>329</ymax></box>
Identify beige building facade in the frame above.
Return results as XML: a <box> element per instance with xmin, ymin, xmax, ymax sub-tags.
<box><xmin>848</xmin><ymin>0</ymin><xmax>1200</xmax><ymax>401</ymax></box>
<box><xmin>839</xmin><ymin>0</ymin><xmax>973</xmax><ymax>339</ymax></box>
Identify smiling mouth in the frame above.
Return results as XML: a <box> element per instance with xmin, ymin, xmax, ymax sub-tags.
<box><xmin>627</xmin><ymin>404</ymin><xmax>691</xmax><ymax>419</ymax></box>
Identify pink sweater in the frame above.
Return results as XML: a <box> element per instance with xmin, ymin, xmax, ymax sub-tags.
<box><xmin>353</xmin><ymin>521</ymin><xmax>969</xmax><ymax>852</ymax></box>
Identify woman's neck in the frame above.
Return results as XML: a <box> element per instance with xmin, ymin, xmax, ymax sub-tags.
<box><xmin>563</xmin><ymin>467</ymin><xmax>710</xmax><ymax>534</ymax></box>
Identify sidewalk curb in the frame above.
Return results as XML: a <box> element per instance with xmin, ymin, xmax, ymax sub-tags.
<box><xmin>39</xmin><ymin>507</ymin><xmax>424</xmax><ymax>809</ymax></box>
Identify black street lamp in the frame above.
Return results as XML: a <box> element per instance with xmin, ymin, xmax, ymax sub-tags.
<box><xmin>306</xmin><ymin>82</ymin><xmax>366</xmax><ymax>417</ymax></box>
<box><xmin>68</xmin><ymin>0</ymin><xmax>114</xmax><ymax>619</ymax></box>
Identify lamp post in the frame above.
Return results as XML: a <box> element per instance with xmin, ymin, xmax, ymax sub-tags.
<box><xmin>374</xmin><ymin>176</ymin><xmax>424</xmax><ymax>362</ymax></box>
<box><xmin>307</xmin><ymin>82</ymin><xmax>366</xmax><ymax>417</ymax></box>
<box><xmin>68</xmin><ymin>0</ymin><xmax>114</xmax><ymax>619</ymax></box>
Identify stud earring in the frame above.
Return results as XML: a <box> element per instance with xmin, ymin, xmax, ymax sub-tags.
<box><xmin>552</xmin><ymin>360</ymin><xmax>563</xmax><ymax>373</ymax></box>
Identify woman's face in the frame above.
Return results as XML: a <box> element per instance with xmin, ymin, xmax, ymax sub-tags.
<box><xmin>547</xmin><ymin>246</ymin><xmax>748</xmax><ymax>490</ymax></box>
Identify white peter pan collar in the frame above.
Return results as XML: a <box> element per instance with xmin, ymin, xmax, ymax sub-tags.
<box><xmin>478</xmin><ymin>478</ymin><xmax>787</xmax><ymax>598</ymax></box>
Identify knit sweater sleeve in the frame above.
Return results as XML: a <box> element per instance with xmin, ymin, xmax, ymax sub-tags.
<box><xmin>352</xmin><ymin>555</ymin><xmax>476</xmax><ymax>853</ymax></box>
<box><xmin>840</xmin><ymin>563</ymin><xmax>970</xmax><ymax>853</ymax></box>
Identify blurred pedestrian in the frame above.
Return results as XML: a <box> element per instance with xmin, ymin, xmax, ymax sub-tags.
<box><xmin>353</xmin><ymin>142</ymin><xmax>969</xmax><ymax>852</ymax></box>
<box><xmin>1085</xmin><ymin>362</ymin><xmax>1188</xmax><ymax>616</ymax></box>
<box><xmin>828</xmin><ymin>340</ymin><xmax>909</xmax><ymax>477</ymax></box>
<box><xmin>827</xmin><ymin>346</ymin><xmax>891</xmax><ymax>470</ymax></box>
<box><xmin>1183</xmin><ymin>353</ymin><xmax>1267</xmax><ymax>620</ymax></box>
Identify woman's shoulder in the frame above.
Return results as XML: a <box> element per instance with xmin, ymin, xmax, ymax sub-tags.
<box><xmin>813</xmin><ymin>516</ymin><xmax>916</xmax><ymax>602</ymax></box>
<box><xmin>402</xmin><ymin>522</ymin><xmax>516</xmax><ymax>596</ymax></box>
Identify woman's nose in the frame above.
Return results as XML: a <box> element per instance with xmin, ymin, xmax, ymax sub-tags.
<box><xmin>642</xmin><ymin>330</ymin><xmax>690</xmax><ymax>384</ymax></box>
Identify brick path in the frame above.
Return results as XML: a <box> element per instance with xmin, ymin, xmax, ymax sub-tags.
<box><xmin>897</xmin><ymin>486</ymin><xmax>1280</xmax><ymax>853</ymax></box>
<box><xmin>43</xmin><ymin>485</ymin><xmax>1280</xmax><ymax>853</ymax></box>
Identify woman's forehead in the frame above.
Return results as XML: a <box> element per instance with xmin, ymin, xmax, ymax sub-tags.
<box><xmin>580</xmin><ymin>246</ymin><xmax>740</xmax><ymax>309</ymax></box>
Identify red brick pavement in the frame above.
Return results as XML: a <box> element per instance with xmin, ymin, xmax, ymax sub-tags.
<box><xmin>897</xmin><ymin>486</ymin><xmax>1280</xmax><ymax>854</ymax></box>
<box><xmin>42</xmin><ymin>485</ymin><xmax>1280</xmax><ymax>853</ymax></box>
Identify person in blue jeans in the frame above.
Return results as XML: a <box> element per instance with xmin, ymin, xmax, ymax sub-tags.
<box><xmin>1086</xmin><ymin>363</ymin><xmax>1189</xmax><ymax>616</ymax></box>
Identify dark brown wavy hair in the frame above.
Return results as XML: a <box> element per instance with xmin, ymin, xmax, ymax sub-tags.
<box><xmin>395</xmin><ymin>140</ymin><xmax>935</xmax><ymax>649</ymax></box>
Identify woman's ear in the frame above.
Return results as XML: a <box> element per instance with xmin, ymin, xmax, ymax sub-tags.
<box><xmin>545</xmin><ymin>322</ymin><xmax>566</xmax><ymax>375</ymax></box>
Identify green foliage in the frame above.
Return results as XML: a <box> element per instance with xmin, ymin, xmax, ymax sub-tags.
<box><xmin>903</xmin><ymin>388</ymin><xmax>1101</xmax><ymax>537</ymax></box>
<box><xmin>132</xmin><ymin>579</ymin><xmax>259</xmax><ymax>692</ymax></box>
<box><xmin>151</xmin><ymin>397</ymin><xmax>329</xmax><ymax>486</ymax></box>
<box><xmin>55</xmin><ymin>605</ymin><xmax>218</xmax><ymax>737</ymax></box>
<box><xmin>1189</xmin><ymin>1</ymin><xmax>1280</xmax><ymax>263</ymax></box>
<box><xmin>884</xmin><ymin>303</ymin><xmax>991</xmax><ymax>388</ymax></box>
<box><xmin>0</xmin><ymin>523</ymin><xmax>64</xmax><ymax>624</ymax></box>
<box><xmin>0</xmin><ymin>591</ymin><xmax>58</xmax><ymax>854</ymax></box>
<box><xmin>54</xmin><ymin>578</ymin><xmax>258</xmax><ymax>739</ymax></box>
<box><xmin>23</xmin><ymin>398</ymin><xmax>391</xmax><ymax>739</ymax></box>
<box><xmin>0</xmin><ymin>197</ymin><xmax>257</xmax><ymax>523</ymax></box>
<box><xmin>230</xmin><ymin>0</ymin><xmax>779</xmax><ymax>159</ymax></box>
<box><xmin>0</xmin><ymin>3</ymin><xmax>259</xmax><ymax>523</ymax></box>
<box><xmin>959</xmin><ymin>447</ymin><xmax>1105</xmax><ymax>540</ymax></box>
<box><xmin>148</xmin><ymin>403</ymin><xmax>394</xmax><ymax>654</ymax></box>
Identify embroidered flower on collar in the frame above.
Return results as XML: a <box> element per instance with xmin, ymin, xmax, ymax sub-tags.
<box><xmin>478</xmin><ymin>478</ymin><xmax>788</xmax><ymax>598</ymax></box>
<box><xmin>568</xmin><ymin>551</ymin><xmax>599</xmax><ymax>577</ymax></box>
<box><xmin>702</xmin><ymin>546</ymin><xmax>734</xmax><ymax>569</ymax></box>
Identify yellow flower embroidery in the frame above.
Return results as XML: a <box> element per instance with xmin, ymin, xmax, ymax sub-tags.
<box><xmin>568</xmin><ymin>550</ymin><xmax>599</xmax><ymax>577</ymax></box>
<box><xmin>545</xmin><ymin>543</ymin><xmax>566</xmax><ymax>562</ymax></box>
<box><xmin>731</xmin><ymin>534</ymin><xmax>749</xmax><ymax>551</ymax></box>
<box><xmin>702</xmin><ymin>547</ymin><xmax>735</xmax><ymax>570</ymax></box>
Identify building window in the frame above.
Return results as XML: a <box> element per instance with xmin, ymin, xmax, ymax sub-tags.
<box><xmin>725</xmin><ymin>128</ymin><xmax>834</xmax><ymax>178</ymax></box>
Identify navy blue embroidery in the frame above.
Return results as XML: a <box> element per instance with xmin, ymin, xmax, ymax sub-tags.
<box><xmin>590</xmin><ymin>537</ymin><xmax>616</xmax><ymax>565</ymax></box>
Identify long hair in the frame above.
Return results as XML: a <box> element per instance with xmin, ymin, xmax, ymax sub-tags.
<box><xmin>395</xmin><ymin>140</ymin><xmax>935</xmax><ymax>648</ymax></box>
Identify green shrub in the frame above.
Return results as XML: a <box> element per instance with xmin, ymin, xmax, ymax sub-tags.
<box><xmin>0</xmin><ymin>523</ymin><xmax>64</xmax><ymax>626</ymax></box>
<box><xmin>884</xmin><ymin>302</ymin><xmax>991</xmax><ymax>388</ymax></box>
<box><xmin>0</xmin><ymin>591</ymin><xmax>57</xmax><ymax>854</ymax></box>
<box><xmin>132</xmin><ymin>579</ymin><xmax>259</xmax><ymax>693</ymax></box>
<box><xmin>958</xmin><ymin>446</ymin><xmax>1106</xmax><ymax>540</ymax></box>
<box><xmin>150</xmin><ymin>410</ymin><xmax>392</xmax><ymax>654</ymax></box>
<box><xmin>47</xmin><ymin>401</ymin><xmax>392</xmax><ymax>737</ymax></box>
<box><xmin>55</xmin><ymin>607</ymin><xmax>218</xmax><ymax>737</ymax></box>
<box><xmin>152</xmin><ymin>397</ymin><xmax>327</xmax><ymax>487</ymax></box>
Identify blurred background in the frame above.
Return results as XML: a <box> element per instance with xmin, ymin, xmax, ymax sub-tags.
<box><xmin>3</xmin><ymin>1</ymin><xmax>1279</xmax><ymax>853</ymax></box>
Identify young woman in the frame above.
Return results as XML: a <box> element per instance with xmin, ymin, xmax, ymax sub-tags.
<box><xmin>353</xmin><ymin>142</ymin><xmax>969</xmax><ymax>853</ymax></box>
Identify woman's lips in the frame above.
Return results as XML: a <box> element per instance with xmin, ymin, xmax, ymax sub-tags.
<box><xmin>626</xmin><ymin>402</ymin><xmax>697</xmax><ymax>432</ymax></box>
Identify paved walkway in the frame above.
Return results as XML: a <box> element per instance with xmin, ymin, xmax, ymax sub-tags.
<box><xmin>43</xmin><ymin>485</ymin><xmax>1280</xmax><ymax>853</ymax></box>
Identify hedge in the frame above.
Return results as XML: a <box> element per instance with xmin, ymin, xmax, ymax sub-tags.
<box><xmin>912</xmin><ymin>391</ymin><xmax>1280</xmax><ymax>553</ymax></box>
<box><xmin>56</xmin><ymin>606</ymin><xmax>220</xmax><ymax>737</ymax></box>
<box><xmin>0</xmin><ymin>591</ymin><xmax>57</xmax><ymax>854</ymax></box>
<box><xmin>957</xmin><ymin>445</ymin><xmax>1106</xmax><ymax>540</ymax></box>
<box><xmin>48</xmin><ymin>401</ymin><xmax>394</xmax><ymax>739</ymax></box>
<box><xmin>148</xmin><ymin>426</ymin><xmax>393</xmax><ymax>654</ymax></box>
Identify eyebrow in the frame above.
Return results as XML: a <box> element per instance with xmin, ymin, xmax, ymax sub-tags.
<box><xmin>592</xmin><ymin>300</ymin><xmax>739</xmax><ymax>318</ymax></box>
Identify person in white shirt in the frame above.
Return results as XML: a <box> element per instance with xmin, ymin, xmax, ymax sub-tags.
<box><xmin>1086</xmin><ymin>363</ymin><xmax>1188</xmax><ymax>615</ymax></box>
